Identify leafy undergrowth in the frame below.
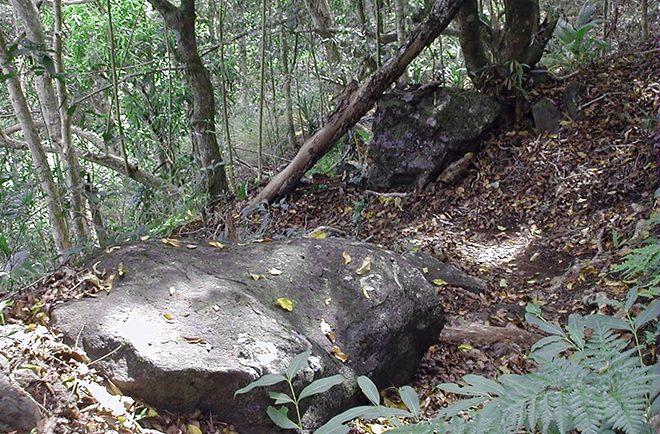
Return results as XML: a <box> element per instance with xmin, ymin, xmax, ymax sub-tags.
<box><xmin>1</xmin><ymin>45</ymin><xmax>658</xmax><ymax>433</ymax></box>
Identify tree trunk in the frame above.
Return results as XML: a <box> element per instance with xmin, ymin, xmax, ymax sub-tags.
<box><xmin>147</xmin><ymin>0</ymin><xmax>228</xmax><ymax>202</ymax></box>
<box><xmin>303</xmin><ymin>0</ymin><xmax>341</xmax><ymax>64</ymax></box>
<box><xmin>252</xmin><ymin>0</ymin><xmax>464</xmax><ymax>205</ymax></box>
<box><xmin>0</xmin><ymin>30</ymin><xmax>72</xmax><ymax>261</ymax></box>
<box><xmin>12</xmin><ymin>0</ymin><xmax>89</xmax><ymax>247</ymax></box>
<box><xmin>641</xmin><ymin>0</ymin><xmax>649</xmax><ymax>40</ymax></box>
<box><xmin>10</xmin><ymin>0</ymin><xmax>61</xmax><ymax>144</ymax></box>
<box><xmin>279</xmin><ymin>1</ymin><xmax>296</xmax><ymax>151</ymax></box>
<box><xmin>53</xmin><ymin>0</ymin><xmax>89</xmax><ymax>244</ymax></box>
<box><xmin>502</xmin><ymin>0</ymin><xmax>539</xmax><ymax>62</ymax></box>
<box><xmin>457</xmin><ymin>0</ymin><xmax>489</xmax><ymax>80</ymax></box>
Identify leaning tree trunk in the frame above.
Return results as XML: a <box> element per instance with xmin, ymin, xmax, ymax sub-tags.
<box><xmin>251</xmin><ymin>0</ymin><xmax>464</xmax><ymax>205</ymax></box>
<box><xmin>148</xmin><ymin>0</ymin><xmax>228</xmax><ymax>202</ymax></box>
<box><xmin>0</xmin><ymin>30</ymin><xmax>72</xmax><ymax>261</ymax></box>
<box><xmin>10</xmin><ymin>0</ymin><xmax>60</xmax><ymax>144</ymax></box>
<box><xmin>12</xmin><ymin>0</ymin><xmax>89</xmax><ymax>245</ymax></box>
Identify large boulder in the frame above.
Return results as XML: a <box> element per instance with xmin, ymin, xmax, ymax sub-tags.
<box><xmin>365</xmin><ymin>86</ymin><xmax>501</xmax><ymax>190</ymax></box>
<box><xmin>51</xmin><ymin>238</ymin><xmax>445</xmax><ymax>433</ymax></box>
<box><xmin>0</xmin><ymin>326</ymin><xmax>43</xmax><ymax>433</ymax></box>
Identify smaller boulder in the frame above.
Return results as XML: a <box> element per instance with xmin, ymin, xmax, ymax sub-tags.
<box><xmin>561</xmin><ymin>80</ymin><xmax>585</xmax><ymax>121</ymax></box>
<box><xmin>365</xmin><ymin>86</ymin><xmax>501</xmax><ymax>190</ymax></box>
<box><xmin>532</xmin><ymin>98</ymin><xmax>561</xmax><ymax>134</ymax></box>
<box><xmin>0</xmin><ymin>328</ymin><xmax>42</xmax><ymax>433</ymax></box>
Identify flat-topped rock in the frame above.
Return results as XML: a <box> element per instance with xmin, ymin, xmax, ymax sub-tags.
<box><xmin>51</xmin><ymin>238</ymin><xmax>446</xmax><ymax>433</ymax></box>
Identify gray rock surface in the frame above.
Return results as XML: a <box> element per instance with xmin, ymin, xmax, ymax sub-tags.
<box><xmin>402</xmin><ymin>252</ymin><xmax>488</xmax><ymax>293</ymax></box>
<box><xmin>365</xmin><ymin>86</ymin><xmax>501</xmax><ymax>190</ymax></box>
<box><xmin>532</xmin><ymin>97</ymin><xmax>562</xmax><ymax>134</ymax></box>
<box><xmin>51</xmin><ymin>238</ymin><xmax>445</xmax><ymax>433</ymax></box>
<box><xmin>0</xmin><ymin>327</ymin><xmax>42</xmax><ymax>433</ymax></box>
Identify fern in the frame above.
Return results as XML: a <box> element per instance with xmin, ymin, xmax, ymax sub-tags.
<box><xmin>406</xmin><ymin>306</ymin><xmax>660</xmax><ymax>434</ymax></box>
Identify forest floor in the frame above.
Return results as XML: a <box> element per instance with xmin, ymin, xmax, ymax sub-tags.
<box><xmin>2</xmin><ymin>46</ymin><xmax>659</xmax><ymax>433</ymax></box>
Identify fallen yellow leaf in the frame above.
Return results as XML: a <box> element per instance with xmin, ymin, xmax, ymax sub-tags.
<box><xmin>275</xmin><ymin>297</ymin><xmax>294</xmax><ymax>312</ymax></box>
<box><xmin>421</xmin><ymin>267</ymin><xmax>429</xmax><ymax>274</ymax></box>
<box><xmin>431</xmin><ymin>278</ymin><xmax>447</xmax><ymax>286</ymax></box>
<box><xmin>188</xmin><ymin>424</ymin><xmax>203</xmax><ymax>434</ymax></box>
<box><xmin>163</xmin><ymin>313</ymin><xmax>173</xmax><ymax>321</ymax></box>
<box><xmin>117</xmin><ymin>262</ymin><xmax>126</xmax><ymax>277</ymax></box>
<box><xmin>342</xmin><ymin>251</ymin><xmax>352</xmax><ymax>265</ymax></box>
<box><xmin>330</xmin><ymin>345</ymin><xmax>349</xmax><ymax>363</ymax></box>
<box><xmin>458</xmin><ymin>343</ymin><xmax>473</xmax><ymax>352</ymax></box>
<box><xmin>307</xmin><ymin>228</ymin><xmax>328</xmax><ymax>239</ymax></box>
<box><xmin>160</xmin><ymin>238</ymin><xmax>181</xmax><ymax>247</ymax></box>
<box><xmin>356</xmin><ymin>256</ymin><xmax>372</xmax><ymax>275</ymax></box>
<box><xmin>361</xmin><ymin>287</ymin><xmax>371</xmax><ymax>299</ymax></box>
<box><xmin>208</xmin><ymin>240</ymin><xmax>225</xmax><ymax>249</ymax></box>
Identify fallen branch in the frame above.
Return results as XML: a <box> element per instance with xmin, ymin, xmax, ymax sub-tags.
<box><xmin>251</xmin><ymin>0</ymin><xmax>464</xmax><ymax>206</ymax></box>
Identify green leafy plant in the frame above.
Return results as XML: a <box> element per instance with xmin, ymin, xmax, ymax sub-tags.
<box><xmin>612</xmin><ymin>213</ymin><xmax>660</xmax><ymax>295</ymax></box>
<box><xmin>0</xmin><ymin>298</ymin><xmax>13</xmax><ymax>326</ymax></box>
<box><xmin>554</xmin><ymin>1</ymin><xmax>608</xmax><ymax>63</ymax></box>
<box><xmin>234</xmin><ymin>351</ymin><xmax>420</xmax><ymax>433</ymax></box>
<box><xmin>234</xmin><ymin>351</ymin><xmax>345</xmax><ymax>431</ymax></box>
<box><xmin>381</xmin><ymin>300</ymin><xmax>659</xmax><ymax>434</ymax></box>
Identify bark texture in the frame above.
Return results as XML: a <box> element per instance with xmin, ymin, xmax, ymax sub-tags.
<box><xmin>0</xmin><ymin>30</ymin><xmax>72</xmax><ymax>260</ymax></box>
<box><xmin>252</xmin><ymin>0</ymin><xmax>464</xmax><ymax>205</ymax></box>
<box><xmin>148</xmin><ymin>0</ymin><xmax>228</xmax><ymax>202</ymax></box>
<box><xmin>456</xmin><ymin>0</ymin><xmax>557</xmax><ymax>90</ymax></box>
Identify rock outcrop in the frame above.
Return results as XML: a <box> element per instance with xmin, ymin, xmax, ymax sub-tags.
<box><xmin>365</xmin><ymin>86</ymin><xmax>501</xmax><ymax>190</ymax></box>
<box><xmin>0</xmin><ymin>326</ymin><xmax>42</xmax><ymax>433</ymax></box>
<box><xmin>52</xmin><ymin>238</ymin><xmax>446</xmax><ymax>433</ymax></box>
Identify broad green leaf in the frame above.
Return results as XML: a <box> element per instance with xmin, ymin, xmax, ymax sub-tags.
<box><xmin>314</xmin><ymin>406</ymin><xmax>378</xmax><ymax>434</ymax></box>
<box><xmin>234</xmin><ymin>374</ymin><xmax>286</xmax><ymax>396</ymax></box>
<box><xmin>0</xmin><ymin>234</ymin><xmax>10</xmax><ymax>257</ymax></box>
<box><xmin>635</xmin><ymin>299</ymin><xmax>660</xmax><ymax>330</ymax></box>
<box><xmin>566</xmin><ymin>314</ymin><xmax>585</xmax><ymax>349</ymax></box>
<box><xmin>463</xmin><ymin>374</ymin><xmax>506</xmax><ymax>396</ymax></box>
<box><xmin>435</xmin><ymin>396</ymin><xmax>489</xmax><ymax>418</ymax></box>
<box><xmin>398</xmin><ymin>385</ymin><xmax>420</xmax><ymax>417</ymax></box>
<box><xmin>624</xmin><ymin>287</ymin><xmax>639</xmax><ymax>311</ymax></box>
<box><xmin>269</xmin><ymin>392</ymin><xmax>294</xmax><ymax>405</ymax></box>
<box><xmin>525</xmin><ymin>313</ymin><xmax>564</xmax><ymax>335</ymax></box>
<box><xmin>357</xmin><ymin>376</ymin><xmax>380</xmax><ymax>405</ymax></box>
<box><xmin>266</xmin><ymin>406</ymin><xmax>299</xmax><ymax>429</ymax></box>
<box><xmin>286</xmin><ymin>351</ymin><xmax>310</xmax><ymax>379</ymax></box>
<box><xmin>585</xmin><ymin>314</ymin><xmax>631</xmax><ymax>331</ymax></box>
<box><xmin>531</xmin><ymin>335</ymin><xmax>564</xmax><ymax>353</ymax></box>
<box><xmin>299</xmin><ymin>374</ymin><xmax>345</xmax><ymax>400</ymax></box>
<box><xmin>530</xmin><ymin>341</ymin><xmax>571</xmax><ymax>362</ymax></box>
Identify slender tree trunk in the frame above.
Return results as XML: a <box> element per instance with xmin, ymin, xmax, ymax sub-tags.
<box><xmin>217</xmin><ymin>0</ymin><xmax>236</xmax><ymax>190</ymax></box>
<box><xmin>53</xmin><ymin>0</ymin><xmax>88</xmax><ymax>244</ymax></box>
<box><xmin>147</xmin><ymin>0</ymin><xmax>229</xmax><ymax>202</ymax></box>
<box><xmin>10</xmin><ymin>0</ymin><xmax>61</xmax><ymax>144</ymax></box>
<box><xmin>279</xmin><ymin>0</ymin><xmax>296</xmax><ymax>151</ymax></box>
<box><xmin>13</xmin><ymin>0</ymin><xmax>89</xmax><ymax>246</ymax></box>
<box><xmin>0</xmin><ymin>30</ymin><xmax>72</xmax><ymax>261</ymax></box>
<box><xmin>257</xmin><ymin>0</ymin><xmax>268</xmax><ymax>180</ymax></box>
<box><xmin>252</xmin><ymin>0</ymin><xmax>464</xmax><ymax>205</ymax></box>
<box><xmin>374</xmin><ymin>0</ymin><xmax>383</xmax><ymax>66</ymax></box>
<box><xmin>105</xmin><ymin>0</ymin><xmax>129</xmax><ymax>173</ymax></box>
<box><xmin>641</xmin><ymin>0</ymin><xmax>649</xmax><ymax>40</ymax></box>
<box><xmin>303</xmin><ymin>0</ymin><xmax>341</xmax><ymax>64</ymax></box>
<box><xmin>394</xmin><ymin>0</ymin><xmax>408</xmax><ymax>84</ymax></box>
